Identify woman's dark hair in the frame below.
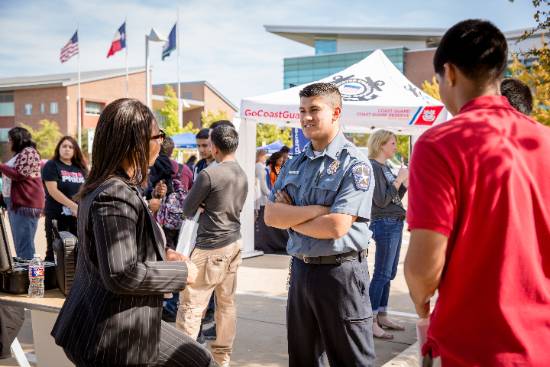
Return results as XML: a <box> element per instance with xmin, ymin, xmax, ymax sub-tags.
<box><xmin>77</xmin><ymin>98</ymin><xmax>155</xmax><ymax>198</ymax></box>
<box><xmin>8</xmin><ymin>127</ymin><xmax>36</xmax><ymax>154</ymax></box>
<box><xmin>268</xmin><ymin>151</ymin><xmax>284</xmax><ymax>170</ymax></box>
<box><xmin>186</xmin><ymin>155</ymin><xmax>197</xmax><ymax>165</ymax></box>
<box><xmin>53</xmin><ymin>136</ymin><xmax>88</xmax><ymax>174</ymax></box>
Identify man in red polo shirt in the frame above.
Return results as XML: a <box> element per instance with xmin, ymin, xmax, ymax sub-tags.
<box><xmin>404</xmin><ymin>19</ymin><xmax>550</xmax><ymax>366</ymax></box>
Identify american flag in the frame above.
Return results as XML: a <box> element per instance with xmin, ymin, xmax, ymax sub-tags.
<box><xmin>60</xmin><ymin>31</ymin><xmax>79</xmax><ymax>63</ymax></box>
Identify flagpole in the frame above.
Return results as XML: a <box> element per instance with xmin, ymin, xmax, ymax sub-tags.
<box><xmin>125</xmin><ymin>17</ymin><xmax>128</xmax><ymax>97</ymax></box>
<box><xmin>77</xmin><ymin>26</ymin><xmax>82</xmax><ymax>147</ymax></box>
<box><xmin>177</xmin><ymin>9</ymin><xmax>182</xmax><ymax>128</ymax></box>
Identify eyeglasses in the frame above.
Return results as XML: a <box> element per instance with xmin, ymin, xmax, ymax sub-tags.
<box><xmin>151</xmin><ymin>130</ymin><xmax>166</xmax><ymax>142</ymax></box>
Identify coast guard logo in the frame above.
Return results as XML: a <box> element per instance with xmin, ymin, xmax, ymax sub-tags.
<box><xmin>332</xmin><ymin>75</ymin><xmax>385</xmax><ymax>102</ymax></box>
<box><xmin>352</xmin><ymin>163</ymin><xmax>371</xmax><ymax>191</ymax></box>
<box><xmin>422</xmin><ymin>109</ymin><xmax>436</xmax><ymax>122</ymax></box>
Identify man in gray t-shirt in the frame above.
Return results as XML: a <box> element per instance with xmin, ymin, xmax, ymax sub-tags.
<box><xmin>177</xmin><ymin>124</ymin><xmax>247</xmax><ymax>367</ymax></box>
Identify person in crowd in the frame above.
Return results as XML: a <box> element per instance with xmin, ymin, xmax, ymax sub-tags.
<box><xmin>267</xmin><ymin>151</ymin><xmax>284</xmax><ymax>189</ymax></box>
<box><xmin>0</xmin><ymin>127</ymin><xmax>44</xmax><ymax>260</ymax></box>
<box><xmin>367</xmin><ymin>129</ymin><xmax>408</xmax><ymax>340</ymax></box>
<box><xmin>147</xmin><ymin>133</ymin><xmax>175</xmax><ymax>199</ymax></box>
<box><xmin>194</xmin><ymin>128</ymin><xmax>214</xmax><ymax>179</ymax></box>
<box><xmin>500</xmin><ymin>77</ymin><xmax>533</xmax><ymax>115</ymax></box>
<box><xmin>186</xmin><ymin>155</ymin><xmax>197</xmax><ymax>172</ymax></box>
<box><xmin>255</xmin><ymin>149</ymin><xmax>269</xmax><ymax>218</ymax></box>
<box><xmin>279</xmin><ymin>145</ymin><xmax>291</xmax><ymax>164</ymax></box>
<box><xmin>42</xmin><ymin>136</ymin><xmax>87</xmax><ymax>262</ymax></box>
<box><xmin>177</xmin><ymin>123</ymin><xmax>248</xmax><ymax>367</ymax></box>
<box><xmin>265</xmin><ymin>82</ymin><xmax>376</xmax><ymax>366</ymax></box>
<box><xmin>404</xmin><ymin>19</ymin><xmax>550</xmax><ymax>366</ymax></box>
<box><xmin>51</xmin><ymin>98</ymin><xmax>215</xmax><ymax>367</ymax></box>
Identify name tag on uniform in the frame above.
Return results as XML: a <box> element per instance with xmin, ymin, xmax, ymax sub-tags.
<box><xmin>289</xmin><ymin>170</ymin><xmax>300</xmax><ymax>175</ymax></box>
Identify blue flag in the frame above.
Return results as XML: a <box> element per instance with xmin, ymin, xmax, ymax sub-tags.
<box><xmin>162</xmin><ymin>24</ymin><xmax>177</xmax><ymax>60</ymax></box>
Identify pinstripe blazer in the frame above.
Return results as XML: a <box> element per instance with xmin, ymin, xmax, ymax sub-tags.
<box><xmin>51</xmin><ymin>176</ymin><xmax>188</xmax><ymax>365</ymax></box>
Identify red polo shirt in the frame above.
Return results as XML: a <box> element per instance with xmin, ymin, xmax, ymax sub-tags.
<box><xmin>407</xmin><ymin>95</ymin><xmax>550</xmax><ymax>366</ymax></box>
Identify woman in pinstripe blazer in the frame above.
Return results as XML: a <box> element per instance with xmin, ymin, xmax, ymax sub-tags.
<box><xmin>51</xmin><ymin>99</ymin><xmax>216</xmax><ymax>367</ymax></box>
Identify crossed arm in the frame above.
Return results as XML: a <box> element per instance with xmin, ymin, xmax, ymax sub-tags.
<box><xmin>264</xmin><ymin>190</ymin><xmax>356</xmax><ymax>239</ymax></box>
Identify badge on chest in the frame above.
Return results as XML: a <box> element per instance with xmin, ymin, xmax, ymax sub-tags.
<box><xmin>326</xmin><ymin>160</ymin><xmax>340</xmax><ymax>175</ymax></box>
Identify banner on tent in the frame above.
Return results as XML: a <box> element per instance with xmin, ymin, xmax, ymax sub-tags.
<box><xmin>291</xmin><ymin>128</ymin><xmax>309</xmax><ymax>155</ymax></box>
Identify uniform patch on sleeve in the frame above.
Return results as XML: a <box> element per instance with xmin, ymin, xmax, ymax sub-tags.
<box><xmin>352</xmin><ymin>163</ymin><xmax>371</xmax><ymax>191</ymax></box>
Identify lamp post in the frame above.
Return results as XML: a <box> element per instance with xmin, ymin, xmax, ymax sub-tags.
<box><xmin>145</xmin><ymin>28</ymin><xmax>167</xmax><ymax>108</ymax></box>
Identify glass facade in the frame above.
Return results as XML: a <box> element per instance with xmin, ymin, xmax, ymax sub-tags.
<box><xmin>284</xmin><ymin>48</ymin><xmax>405</xmax><ymax>89</ymax></box>
<box><xmin>314</xmin><ymin>39</ymin><xmax>336</xmax><ymax>55</ymax></box>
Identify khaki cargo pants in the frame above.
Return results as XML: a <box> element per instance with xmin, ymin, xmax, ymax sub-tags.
<box><xmin>176</xmin><ymin>240</ymin><xmax>242</xmax><ymax>366</ymax></box>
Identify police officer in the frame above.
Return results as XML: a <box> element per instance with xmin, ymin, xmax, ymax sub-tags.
<box><xmin>265</xmin><ymin>82</ymin><xmax>376</xmax><ymax>366</ymax></box>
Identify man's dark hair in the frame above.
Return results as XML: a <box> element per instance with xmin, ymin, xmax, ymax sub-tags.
<box><xmin>8</xmin><ymin>127</ymin><xmax>36</xmax><ymax>153</ymax></box>
<box><xmin>299</xmin><ymin>82</ymin><xmax>342</xmax><ymax>108</ymax></box>
<box><xmin>196</xmin><ymin>128</ymin><xmax>210</xmax><ymax>140</ymax></box>
<box><xmin>434</xmin><ymin>19</ymin><xmax>508</xmax><ymax>83</ymax></box>
<box><xmin>501</xmin><ymin>78</ymin><xmax>533</xmax><ymax>115</ymax></box>
<box><xmin>210</xmin><ymin>125</ymin><xmax>239</xmax><ymax>154</ymax></box>
<box><xmin>279</xmin><ymin>146</ymin><xmax>290</xmax><ymax>154</ymax></box>
<box><xmin>161</xmin><ymin>136</ymin><xmax>175</xmax><ymax>156</ymax></box>
<box><xmin>210</xmin><ymin>120</ymin><xmax>234</xmax><ymax>129</ymax></box>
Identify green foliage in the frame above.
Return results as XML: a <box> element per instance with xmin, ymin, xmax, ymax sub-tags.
<box><xmin>20</xmin><ymin>119</ymin><xmax>62</xmax><ymax>160</ymax></box>
<box><xmin>421</xmin><ymin>76</ymin><xmax>441</xmax><ymax>101</ymax></box>
<box><xmin>159</xmin><ymin>85</ymin><xmax>198</xmax><ymax>136</ymax></box>
<box><xmin>201</xmin><ymin>110</ymin><xmax>230</xmax><ymax>128</ymax></box>
<box><xmin>256</xmin><ymin>123</ymin><xmax>292</xmax><ymax>147</ymax></box>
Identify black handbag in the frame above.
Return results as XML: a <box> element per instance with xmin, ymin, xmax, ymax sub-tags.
<box><xmin>52</xmin><ymin>220</ymin><xmax>78</xmax><ymax>296</ymax></box>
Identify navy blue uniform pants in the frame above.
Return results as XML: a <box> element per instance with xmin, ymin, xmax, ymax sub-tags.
<box><xmin>287</xmin><ymin>256</ymin><xmax>375</xmax><ymax>367</ymax></box>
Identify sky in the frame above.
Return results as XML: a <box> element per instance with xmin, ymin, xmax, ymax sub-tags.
<box><xmin>0</xmin><ymin>0</ymin><xmax>541</xmax><ymax>107</ymax></box>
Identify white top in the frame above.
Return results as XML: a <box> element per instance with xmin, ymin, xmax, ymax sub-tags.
<box><xmin>2</xmin><ymin>154</ymin><xmax>18</xmax><ymax>198</ymax></box>
<box><xmin>255</xmin><ymin>162</ymin><xmax>270</xmax><ymax>209</ymax></box>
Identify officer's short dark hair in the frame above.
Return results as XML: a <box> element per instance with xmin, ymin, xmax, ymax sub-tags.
<box><xmin>196</xmin><ymin>128</ymin><xmax>210</xmax><ymax>140</ymax></box>
<box><xmin>210</xmin><ymin>120</ymin><xmax>234</xmax><ymax>129</ymax></box>
<box><xmin>299</xmin><ymin>82</ymin><xmax>342</xmax><ymax>108</ymax></box>
<box><xmin>434</xmin><ymin>19</ymin><xmax>508</xmax><ymax>83</ymax></box>
<box><xmin>210</xmin><ymin>125</ymin><xmax>239</xmax><ymax>154</ymax></box>
<box><xmin>501</xmin><ymin>78</ymin><xmax>533</xmax><ymax>115</ymax></box>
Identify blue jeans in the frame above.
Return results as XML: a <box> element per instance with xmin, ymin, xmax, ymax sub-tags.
<box><xmin>369</xmin><ymin>217</ymin><xmax>404</xmax><ymax>314</ymax></box>
<box><xmin>5</xmin><ymin>197</ymin><xmax>38</xmax><ymax>260</ymax></box>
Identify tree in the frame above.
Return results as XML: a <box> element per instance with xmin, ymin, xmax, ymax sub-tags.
<box><xmin>256</xmin><ymin>123</ymin><xmax>292</xmax><ymax>147</ymax></box>
<box><xmin>158</xmin><ymin>85</ymin><xmax>197</xmax><ymax>136</ymax></box>
<box><xmin>421</xmin><ymin>76</ymin><xmax>441</xmax><ymax>101</ymax></box>
<box><xmin>509</xmin><ymin>47</ymin><xmax>550</xmax><ymax>126</ymax></box>
<box><xmin>20</xmin><ymin>119</ymin><xmax>62</xmax><ymax>160</ymax></box>
<box><xmin>201</xmin><ymin>110</ymin><xmax>230</xmax><ymax>128</ymax></box>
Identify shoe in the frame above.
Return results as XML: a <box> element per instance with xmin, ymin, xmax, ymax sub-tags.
<box><xmin>161</xmin><ymin>309</ymin><xmax>176</xmax><ymax>323</ymax></box>
<box><xmin>202</xmin><ymin>323</ymin><xmax>217</xmax><ymax>341</ymax></box>
<box><xmin>373</xmin><ymin>320</ymin><xmax>393</xmax><ymax>340</ymax></box>
<box><xmin>378</xmin><ymin>315</ymin><xmax>405</xmax><ymax>331</ymax></box>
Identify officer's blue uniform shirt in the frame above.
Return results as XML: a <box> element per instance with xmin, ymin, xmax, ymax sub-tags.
<box><xmin>269</xmin><ymin>130</ymin><xmax>375</xmax><ymax>257</ymax></box>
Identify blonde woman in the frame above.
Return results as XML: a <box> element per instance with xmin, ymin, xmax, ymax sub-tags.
<box><xmin>367</xmin><ymin>129</ymin><xmax>408</xmax><ymax>340</ymax></box>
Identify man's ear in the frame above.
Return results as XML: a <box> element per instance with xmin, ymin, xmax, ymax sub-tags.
<box><xmin>332</xmin><ymin>105</ymin><xmax>342</xmax><ymax>122</ymax></box>
<box><xmin>444</xmin><ymin>63</ymin><xmax>456</xmax><ymax>88</ymax></box>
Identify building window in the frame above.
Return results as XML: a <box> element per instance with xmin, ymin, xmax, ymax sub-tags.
<box><xmin>85</xmin><ymin>101</ymin><xmax>104</xmax><ymax>115</ymax></box>
<box><xmin>183</xmin><ymin>92</ymin><xmax>193</xmax><ymax>99</ymax></box>
<box><xmin>50</xmin><ymin>102</ymin><xmax>58</xmax><ymax>114</ymax></box>
<box><xmin>314</xmin><ymin>39</ymin><xmax>337</xmax><ymax>55</ymax></box>
<box><xmin>0</xmin><ymin>128</ymin><xmax>9</xmax><ymax>142</ymax></box>
<box><xmin>24</xmin><ymin>104</ymin><xmax>32</xmax><ymax>115</ymax></box>
<box><xmin>0</xmin><ymin>92</ymin><xmax>14</xmax><ymax>117</ymax></box>
<box><xmin>40</xmin><ymin>103</ymin><xmax>46</xmax><ymax>114</ymax></box>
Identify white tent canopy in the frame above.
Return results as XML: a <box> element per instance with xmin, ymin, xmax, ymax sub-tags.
<box><xmin>241</xmin><ymin>49</ymin><xmax>447</xmax><ymax>135</ymax></box>
<box><xmin>236</xmin><ymin>50</ymin><xmax>447</xmax><ymax>258</ymax></box>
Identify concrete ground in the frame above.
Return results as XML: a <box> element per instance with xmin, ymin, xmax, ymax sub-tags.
<box><xmin>1</xmin><ymin>217</ymin><xmax>419</xmax><ymax>366</ymax></box>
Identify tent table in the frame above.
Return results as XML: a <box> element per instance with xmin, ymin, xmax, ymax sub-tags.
<box><xmin>0</xmin><ymin>290</ymin><xmax>72</xmax><ymax>366</ymax></box>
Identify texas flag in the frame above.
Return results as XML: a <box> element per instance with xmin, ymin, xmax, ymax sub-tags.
<box><xmin>107</xmin><ymin>22</ymin><xmax>126</xmax><ymax>58</ymax></box>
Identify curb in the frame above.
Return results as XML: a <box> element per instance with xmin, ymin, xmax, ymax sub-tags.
<box><xmin>381</xmin><ymin>342</ymin><xmax>419</xmax><ymax>367</ymax></box>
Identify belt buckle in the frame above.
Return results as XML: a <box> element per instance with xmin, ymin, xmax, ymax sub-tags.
<box><xmin>302</xmin><ymin>256</ymin><xmax>311</xmax><ymax>264</ymax></box>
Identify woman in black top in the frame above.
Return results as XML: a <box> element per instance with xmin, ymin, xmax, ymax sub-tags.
<box><xmin>42</xmin><ymin>136</ymin><xmax>87</xmax><ymax>261</ymax></box>
<box><xmin>367</xmin><ymin>129</ymin><xmax>409</xmax><ymax>340</ymax></box>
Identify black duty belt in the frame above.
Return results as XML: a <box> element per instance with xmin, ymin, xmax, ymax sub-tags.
<box><xmin>294</xmin><ymin>249</ymin><xmax>367</xmax><ymax>265</ymax></box>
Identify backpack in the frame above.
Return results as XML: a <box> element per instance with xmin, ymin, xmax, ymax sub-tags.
<box><xmin>157</xmin><ymin>165</ymin><xmax>187</xmax><ymax>230</ymax></box>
